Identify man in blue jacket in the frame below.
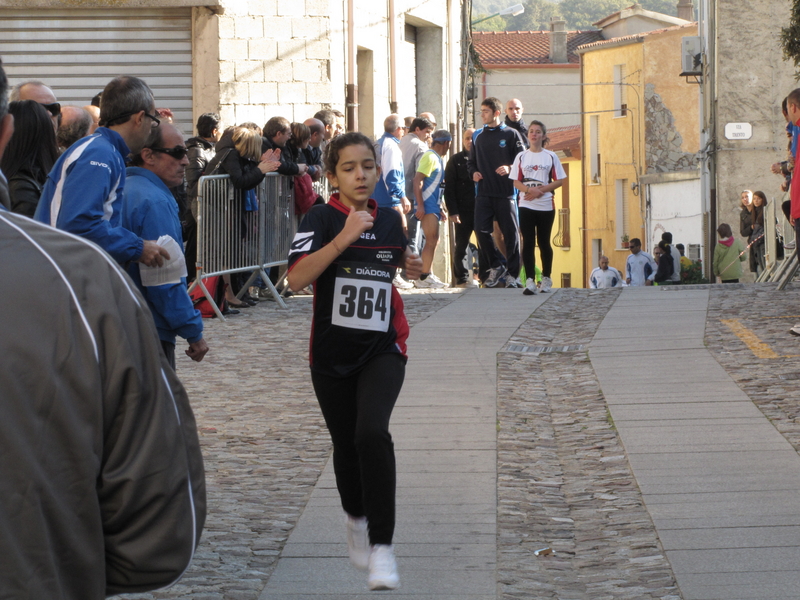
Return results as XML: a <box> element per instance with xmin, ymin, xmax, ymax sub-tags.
<box><xmin>123</xmin><ymin>122</ymin><xmax>209</xmax><ymax>369</ymax></box>
<box><xmin>35</xmin><ymin>76</ymin><xmax>169</xmax><ymax>267</ymax></box>
<box><xmin>374</xmin><ymin>114</ymin><xmax>411</xmax><ymax>218</ymax></box>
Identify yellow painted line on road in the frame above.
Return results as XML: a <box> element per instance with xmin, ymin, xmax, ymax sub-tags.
<box><xmin>753</xmin><ymin>315</ymin><xmax>800</xmax><ymax>320</ymax></box>
<box><xmin>721</xmin><ymin>319</ymin><xmax>780</xmax><ymax>359</ymax></box>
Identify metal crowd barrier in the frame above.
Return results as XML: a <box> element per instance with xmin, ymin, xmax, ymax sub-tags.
<box><xmin>191</xmin><ymin>173</ymin><xmax>297</xmax><ymax>319</ymax></box>
<box><xmin>759</xmin><ymin>190</ymin><xmax>798</xmax><ymax>286</ymax></box>
<box><xmin>312</xmin><ymin>176</ymin><xmax>331</xmax><ymax>200</ymax></box>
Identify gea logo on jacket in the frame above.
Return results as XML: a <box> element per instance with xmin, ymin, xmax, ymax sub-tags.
<box><xmin>360</xmin><ymin>232</ymin><xmax>377</xmax><ymax>240</ymax></box>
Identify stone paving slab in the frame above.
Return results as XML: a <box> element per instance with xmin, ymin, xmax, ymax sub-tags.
<box><xmin>590</xmin><ymin>285</ymin><xmax>800</xmax><ymax>600</ymax></box>
<box><xmin>630</xmin><ymin>470</ymin><xmax>800</xmax><ymax>494</ymax></box>
<box><xmin>609</xmin><ymin>401</ymin><xmax>766</xmax><ymax>421</ymax></box>
<box><xmin>677</xmin><ymin>571</ymin><xmax>800</xmax><ymax>599</ymax></box>
<box><xmin>657</xmin><ymin>525</ymin><xmax>800</xmax><ymax>549</ymax></box>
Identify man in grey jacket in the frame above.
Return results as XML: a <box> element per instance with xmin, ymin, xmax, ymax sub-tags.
<box><xmin>0</xmin><ymin>62</ymin><xmax>206</xmax><ymax>594</ymax></box>
<box><xmin>0</xmin><ymin>208</ymin><xmax>207</xmax><ymax>599</ymax></box>
<box><xmin>399</xmin><ymin>116</ymin><xmax>434</xmax><ymax>253</ymax></box>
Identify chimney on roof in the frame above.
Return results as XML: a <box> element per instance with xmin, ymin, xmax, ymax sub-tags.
<box><xmin>677</xmin><ymin>0</ymin><xmax>693</xmax><ymax>20</ymax></box>
<box><xmin>549</xmin><ymin>17</ymin><xmax>568</xmax><ymax>64</ymax></box>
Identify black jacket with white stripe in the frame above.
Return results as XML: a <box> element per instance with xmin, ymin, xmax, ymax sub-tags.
<box><xmin>0</xmin><ymin>211</ymin><xmax>206</xmax><ymax>599</ymax></box>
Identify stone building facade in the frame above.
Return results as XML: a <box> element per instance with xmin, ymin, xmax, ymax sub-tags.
<box><xmin>578</xmin><ymin>21</ymin><xmax>700</xmax><ymax>281</ymax></box>
<box><xmin>700</xmin><ymin>0</ymin><xmax>796</xmax><ymax>278</ymax></box>
<box><xmin>1</xmin><ymin>0</ymin><xmax>464</xmax><ymax>141</ymax></box>
<box><xmin>1</xmin><ymin>0</ymin><xmax>463</xmax><ymax>282</ymax></box>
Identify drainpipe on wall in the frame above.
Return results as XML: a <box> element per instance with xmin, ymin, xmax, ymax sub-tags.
<box><xmin>388</xmin><ymin>0</ymin><xmax>398</xmax><ymax>113</ymax></box>
<box><xmin>580</xmin><ymin>58</ymin><xmax>588</xmax><ymax>288</ymax></box>
<box><xmin>698</xmin><ymin>0</ymin><xmax>714</xmax><ymax>278</ymax></box>
<box><xmin>346</xmin><ymin>0</ymin><xmax>358</xmax><ymax>131</ymax></box>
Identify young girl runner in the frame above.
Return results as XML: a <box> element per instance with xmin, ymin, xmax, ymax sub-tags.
<box><xmin>508</xmin><ymin>120</ymin><xmax>567</xmax><ymax>295</ymax></box>
<box><xmin>287</xmin><ymin>132</ymin><xmax>422</xmax><ymax>591</ymax></box>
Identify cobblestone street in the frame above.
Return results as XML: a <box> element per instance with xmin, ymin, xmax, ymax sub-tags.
<box><xmin>116</xmin><ymin>283</ymin><xmax>800</xmax><ymax>600</ymax></box>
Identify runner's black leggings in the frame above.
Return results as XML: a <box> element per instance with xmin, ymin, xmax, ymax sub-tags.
<box><xmin>519</xmin><ymin>207</ymin><xmax>555</xmax><ymax>279</ymax></box>
<box><xmin>311</xmin><ymin>352</ymin><xmax>405</xmax><ymax>545</ymax></box>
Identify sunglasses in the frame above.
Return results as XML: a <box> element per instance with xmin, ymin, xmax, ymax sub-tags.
<box><xmin>149</xmin><ymin>145</ymin><xmax>188</xmax><ymax>160</ymax></box>
<box><xmin>42</xmin><ymin>102</ymin><xmax>61</xmax><ymax>117</ymax></box>
<box><xmin>104</xmin><ymin>110</ymin><xmax>161</xmax><ymax>128</ymax></box>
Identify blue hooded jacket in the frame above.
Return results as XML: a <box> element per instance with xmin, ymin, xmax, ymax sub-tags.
<box><xmin>34</xmin><ymin>127</ymin><xmax>143</xmax><ymax>263</ymax></box>
<box><xmin>373</xmin><ymin>133</ymin><xmax>406</xmax><ymax>208</ymax></box>
<box><xmin>122</xmin><ymin>167</ymin><xmax>203</xmax><ymax>345</ymax></box>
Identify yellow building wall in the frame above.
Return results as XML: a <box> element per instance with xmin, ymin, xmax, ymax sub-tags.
<box><xmin>643</xmin><ymin>29</ymin><xmax>700</xmax><ymax>155</ymax></box>
<box><xmin>582</xmin><ymin>42</ymin><xmax>645</xmax><ymax>279</ymax></box>
<box><xmin>530</xmin><ymin>157</ymin><xmax>585</xmax><ymax>288</ymax></box>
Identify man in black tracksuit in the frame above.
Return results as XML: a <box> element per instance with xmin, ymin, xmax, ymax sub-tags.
<box><xmin>444</xmin><ymin>127</ymin><xmax>477</xmax><ymax>286</ymax></box>
<box><xmin>505</xmin><ymin>98</ymin><xmax>529</xmax><ymax>149</ymax></box>
<box><xmin>468</xmin><ymin>97</ymin><xmax>525</xmax><ymax>287</ymax></box>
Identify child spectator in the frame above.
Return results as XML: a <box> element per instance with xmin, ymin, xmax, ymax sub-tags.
<box><xmin>713</xmin><ymin>223</ymin><xmax>746</xmax><ymax>283</ymax></box>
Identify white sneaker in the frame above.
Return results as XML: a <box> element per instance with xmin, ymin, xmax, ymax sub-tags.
<box><xmin>368</xmin><ymin>544</ymin><xmax>399</xmax><ymax>590</ymax></box>
<box><xmin>414</xmin><ymin>273</ymin><xmax>446</xmax><ymax>289</ymax></box>
<box><xmin>790</xmin><ymin>324</ymin><xmax>800</xmax><ymax>337</ymax></box>
<box><xmin>392</xmin><ymin>274</ymin><xmax>414</xmax><ymax>290</ymax></box>
<box><xmin>484</xmin><ymin>266</ymin><xmax>507</xmax><ymax>288</ymax></box>
<box><xmin>540</xmin><ymin>276</ymin><xmax>553</xmax><ymax>293</ymax></box>
<box><xmin>346</xmin><ymin>514</ymin><xmax>369</xmax><ymax>571</ymax></box>
<box><xmin>785</xmin><ymin>240</ymin><xmax>796</xmax><ymax>250</ymax></box>
<box><xmin>523</xmin><ymin>277</ymin><xmax>538</xmax><ymax>296</ymax></box>
<box><xmin>504</xmin><ymin>274</ymin><xmax>521</xmax><ymax>288</ymax></box>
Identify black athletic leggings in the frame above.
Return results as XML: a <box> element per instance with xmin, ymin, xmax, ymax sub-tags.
<box><xmin>519</xmin><ymin>207</ymin><xmax>555</xmax><ymax>279</ymax></box>
<box><xmin>311</xmin><ymin>352</ymin><xmax>405</xmax><ymax>545</ymax></box>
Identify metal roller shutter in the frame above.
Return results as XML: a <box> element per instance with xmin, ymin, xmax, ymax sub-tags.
<box><xmin>0</xmin><ymin>8</ymin><xmax>193</xmax><ymax>134</ymax></box>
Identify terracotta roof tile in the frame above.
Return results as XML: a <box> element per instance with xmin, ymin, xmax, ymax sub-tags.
<box><xmin>472</xmin><ymin>30</ymin><xmax>603</xmax><ymax>67</ymax></box>
<box><xmin>545</xmin><ymin>125</ymin><xmax>581</xmax><ymax>154</ymax></box>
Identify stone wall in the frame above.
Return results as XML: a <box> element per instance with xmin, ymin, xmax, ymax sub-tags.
<box><xmin>216</xmin><ymin>0</ymin><xmax>333</xmax><ymax>127</ymax></box>
<box><xmin>713</xmin><ymin>0</ymin><xmax>795</xmax><ymax>246</ymax></box>
<box><xmin>644</xmin><ymin>82</ymin><xmax>698</xmax><ymax>173</ymax></box>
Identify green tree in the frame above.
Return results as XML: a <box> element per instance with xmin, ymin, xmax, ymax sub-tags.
<box><xmin>504</xmin><ymin>0</ymin><xmax>559</xmax><ymax>31</ymax></box>
<box><xmin>473</xmin><ymin>0</ymin><xmax>682</xmax><ymax>34</ymax></box>
<box><xmin>558</xmin><ymin>0</ymin><xmax>628</xmax><ymax>30</ymax></box>
<box><xmin>782</xmin><ymin>0</ymin><xmax>800</xmax><ymax>76</ymax></box>
<box><xmin>473</xmin><ymin>13</ymin><xmax>509</xmax><ymax>31</ymax></box>
<box><xmin>638</xmin><ymin>0</ymin><xmax>678</xmax><ymax>17</ymax></box>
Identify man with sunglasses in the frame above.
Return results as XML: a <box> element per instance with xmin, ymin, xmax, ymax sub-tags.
<box><xmin>35</xmin><ymin>76</ymin><xmax>169</xmax><ymax>268</ymax></box>
<box><xmin>122</xmin><ymin>122</ymin><xmax>208</xmax><ymax>369</ymax></box>
<box><xmin>10</xmin><ymin>80</ymin><xmax>61</xmax><ymax>131</ymax></box>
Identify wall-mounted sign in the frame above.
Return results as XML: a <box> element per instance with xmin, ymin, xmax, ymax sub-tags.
<box><xmin>724</xmin><ymin>122</ymin><xmax>752</xmax><ymax>140</ymax></box>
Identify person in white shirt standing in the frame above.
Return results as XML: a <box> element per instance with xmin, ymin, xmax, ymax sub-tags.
<box><xmin>625</xmin><ymin>238</ymin><xmax>657</xmax><ymax>286</ymax></box>
<box><xmin>589</xmin><ymin>255</ymin><xmax>624</xmax><ymax>288</ymax></box>
<box><xmin>508</xmin><ymin>120</ymin><xmax>567</xmax><ymax>295</ymax></box>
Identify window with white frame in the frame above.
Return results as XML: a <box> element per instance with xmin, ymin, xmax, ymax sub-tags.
<box><xmin>613</xmin><ymin>64</ymin><xmax>628</xmax><ymax>117</ymax></box>
<box><xmin>590</xmin><ymin>115</ymin><xmax>600</xmax><ymax>183</ymax></box>
<box><xmin>615</xmin><ymin>179</ymin><xmax>629</xmax><ymax>247</ymax></box>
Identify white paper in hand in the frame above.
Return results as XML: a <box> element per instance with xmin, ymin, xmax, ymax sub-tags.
<box><xmin>139</xmin><ymin>235</ymin><xmax>188</xmax><ymax>286</ymax></box>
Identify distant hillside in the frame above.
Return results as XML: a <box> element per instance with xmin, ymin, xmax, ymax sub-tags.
<box><xmin>472</xmin><ymin>0</ymin><xmax>681</xmax><ymax>32</ymax></box>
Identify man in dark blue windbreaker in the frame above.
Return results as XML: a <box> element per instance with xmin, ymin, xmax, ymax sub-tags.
<box><xmin>35</xmin><ymin>76</ymin><xmax>169</xmax><ymax>267</ymax></box>
<box><xmin>468</xmin><ymin>97</ymin><xmax>525</xmax><ymax>288</ymax></box>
